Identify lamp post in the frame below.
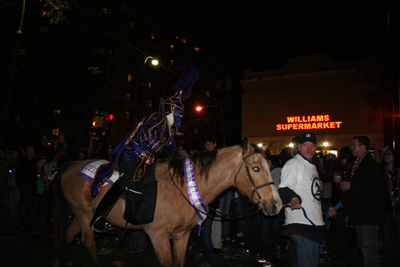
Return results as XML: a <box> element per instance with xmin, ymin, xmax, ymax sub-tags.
<box><xmin>195</xmin><ymin>105</ymin><xmax>224</xmax><ymax>147</ymax></box>
<box><xmin>136</xmin><ymin>55</ymin><xmax>158</xmax><ymax>123</ymax></box>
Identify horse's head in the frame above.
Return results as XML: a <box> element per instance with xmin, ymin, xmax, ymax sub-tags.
<box><xmin>235</xmin><ymin>137</ymin><xmax>282</xmax><ymax>216</ymax></box>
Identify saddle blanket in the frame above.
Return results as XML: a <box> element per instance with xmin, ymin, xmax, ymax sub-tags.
<box><xmin>77</xmin><ymin>159</ymin><xmax>119</xmax><ymax>190</ymax></box>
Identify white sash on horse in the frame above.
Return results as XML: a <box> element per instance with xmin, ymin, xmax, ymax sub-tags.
<box><xmin>183</xmin><ymin>157</ymin><xmax>208</xmax><ymax>233</ymax></box>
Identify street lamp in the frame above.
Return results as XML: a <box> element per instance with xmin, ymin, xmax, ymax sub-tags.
<box><xmin>143</xmin><ymin>56</ymin><xmax>158</xmax><ymax>67</ymax></box>
<box><xmin>195</xmin><ymin>105</ymin><xmax>224</xmax><ymax>147</ymax></box>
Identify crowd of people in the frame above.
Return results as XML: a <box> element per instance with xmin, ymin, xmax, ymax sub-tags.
<box><xmin>0</xmin><ymin>133</ymin><xmax>400</xmax><ymax>267</ymax></box>
<box><xmin>0</xmin><ymin>130</ymin><xmax>398</xmax><ymax>267</ymax></box>
<box><xmin>0</xmin><ymin>133</ymin><xmax>115</xmax><ymax>237</ymax></box>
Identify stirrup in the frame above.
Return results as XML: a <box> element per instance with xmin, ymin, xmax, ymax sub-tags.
<box><xmin>89</xmin><ymin>216</ymin><xmax>108</xmax><ymax>233</ymax></box>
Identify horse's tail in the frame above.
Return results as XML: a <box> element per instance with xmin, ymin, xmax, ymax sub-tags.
<box><xmin>52</xmin><ymin>161</ymin><xmax>71</xmax><ymax>267</ymax></box>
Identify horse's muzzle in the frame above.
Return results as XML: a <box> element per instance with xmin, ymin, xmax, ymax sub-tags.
<box><xmin>259</xmin><ymin>198</ymin><xmax>282</xmax><ymax>216</ymax></box>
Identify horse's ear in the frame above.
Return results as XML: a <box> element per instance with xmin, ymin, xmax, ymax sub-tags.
<box><xmin>241</xmin><ymin>137</ymin><xmax>250</xmax><ymax>152</ymax></box>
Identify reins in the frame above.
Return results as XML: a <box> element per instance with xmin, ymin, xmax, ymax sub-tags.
<box><xmin>281</xmin><ymin>200</ymin><xmax>343</xmax><ymax>231</ymax></box>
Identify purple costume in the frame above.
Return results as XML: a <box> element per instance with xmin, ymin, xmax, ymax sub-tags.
<box><xmin>89</xmin><ymin>64</ymin><xmax>199</xmax><ymax>199</ymax></box>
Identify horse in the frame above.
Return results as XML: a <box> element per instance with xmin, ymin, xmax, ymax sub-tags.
<box><xmin>52</xmin><ymin>137</ymin><xmax>282</xmax><ymax>267</ymax></box>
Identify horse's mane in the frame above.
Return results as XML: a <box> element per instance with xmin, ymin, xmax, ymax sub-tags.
<box><xmin>167</xmin><ymin>143</ymin><xmax>263</xmax><ymax>186</ymax></box>
<box><xmin>168</xmin><ymin>150</ymin><xmax>218</xmax><ymax>186</ymax></box>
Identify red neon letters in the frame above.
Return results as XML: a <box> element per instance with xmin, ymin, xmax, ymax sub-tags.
<box><xmin>276</xmin><ymin>115</ymin><xmax>342</xmax><ymax>130</ymax></box>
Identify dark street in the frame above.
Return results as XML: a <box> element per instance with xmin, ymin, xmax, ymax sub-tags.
<box><xmin>0</xmin><ymin>213</ymin><xmax>358</xmax><ymax>267</ymax></box>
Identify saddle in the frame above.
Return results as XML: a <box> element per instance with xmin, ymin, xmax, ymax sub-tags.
<box><xmin>119</xmin><ymin>162</ymin><xmax>158</xmax><ymax>225</ymax></box>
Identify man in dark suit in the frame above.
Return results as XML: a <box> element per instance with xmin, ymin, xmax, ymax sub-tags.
<box><xmin>340</xmin><ymin>135</ymin><xmax>388</xmax><ymax>267</ymax></box>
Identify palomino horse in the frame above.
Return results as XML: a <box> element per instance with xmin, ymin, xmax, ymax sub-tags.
<box><xmin>53</xmin><ymin>138</ymin><xmax>282</xmax><ymax>267</ymax></box>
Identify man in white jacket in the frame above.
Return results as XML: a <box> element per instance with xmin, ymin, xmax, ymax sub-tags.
<box><xmin>279</xmin><ymin>132</ymin><xmax>336</xmax><ymax>267</ymax></box>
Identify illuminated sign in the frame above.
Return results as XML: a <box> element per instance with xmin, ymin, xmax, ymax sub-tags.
<box><xmin>276</xmin><ymin>115</ymin><xmax>342</xmax><ymax>131</ymax></box>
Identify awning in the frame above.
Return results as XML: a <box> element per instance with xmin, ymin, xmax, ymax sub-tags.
<box><xmin>317</xmin><ymin>146</ymin><xmax>337</xmax><ymax>150</ymax></box>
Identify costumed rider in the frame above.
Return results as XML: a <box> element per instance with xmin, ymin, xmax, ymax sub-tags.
<box><xmin>89</xmin><ymin>64</ymin><xmax>199</xmax><ymax>233</ymax></box>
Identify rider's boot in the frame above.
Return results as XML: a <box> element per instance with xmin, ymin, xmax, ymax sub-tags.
<box><xmin>90</xmin><ymin>180</ymin><xmax>123</xmax><ymax>233</ymax></box>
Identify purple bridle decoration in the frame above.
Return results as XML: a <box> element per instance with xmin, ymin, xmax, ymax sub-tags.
<box><xmin>183</xmin><ymin>157</ymin><xmax>208</xmax><ymax>235</ymax></box>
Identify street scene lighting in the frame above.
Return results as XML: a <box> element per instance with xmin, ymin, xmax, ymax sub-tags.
<box><xmin>144</xmin><ymin>56</ymin><xmax>158</xmax><ymax>66</ymax></box>
<box><xmin>195</xmin><ymin>105</ymin><xmax>224</xmax><ymax>146</ymax></box>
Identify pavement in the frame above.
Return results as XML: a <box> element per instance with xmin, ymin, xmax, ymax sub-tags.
<box><xmin>0</xmin><ymin>214</ymin><xmax>354</xmax><ymax>267</ymax></box>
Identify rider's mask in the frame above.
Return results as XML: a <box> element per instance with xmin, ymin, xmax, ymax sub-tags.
<box><xmin>163</xmin><ymin>91</ymin><xmax>184</xmax><ymax>136</ymax></box>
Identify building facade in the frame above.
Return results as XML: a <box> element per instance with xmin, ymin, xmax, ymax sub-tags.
<box><xmin>241</xmin><ymin>54</ymin><xmax>393</xmax><ymax>157</ymax></box>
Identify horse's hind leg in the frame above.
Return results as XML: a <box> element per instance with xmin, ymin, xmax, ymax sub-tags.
<box><xmin>149</xmin><ymin>231</ymin><xmax>174</xmax><ymax>267</ymax></box>
<box><xmin>172</xmin><ymin>231</ymin><xmax>191</xmax><ymax>267</ymax></box>
<box><xmin>71</xmin><ymin>207</ymin><xmax>102</xmax><ymax>266</ymax></box>
<box><xmin>66</xmin><ymin>217</ymin><xmax>81</xmax><ymax>246</ymax></box>
<box><xmin>80</xmin><ymin>225</ymin><xmax>103</xmax><ymax>267</ymax></box>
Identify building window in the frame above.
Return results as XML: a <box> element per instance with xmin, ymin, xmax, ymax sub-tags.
<box><xmin>145</xmin><ymin>98</ymin><xmax>153</xmax><ymax>108</ymax></box>
<box><xmin>193</xmin><ymin>127</ymin><xmax>199</xmax><ymax>134</ymax></box>
<box><xmin>194</xmin><ymin>46</ymin><xmax>200</xmax><ymax>52</ymax></box>
<box><xmin>19</xmin><ymin>48</ymin><xmax>25</xmax><ymax>56</ymax></box>
<box><xmin>148</xmin><ymin>80</ymin><xmax>155</xmax><ymax>90</ymax></box>
<box><xmin>126</xmin><ymin>110</ymin><xmax>134</xmax><ymax>120</ymax></box>
<box><xmin>54</xmin><ymin>110</ymin><xmax>61</xmax><ymax>118</ymax></box>
<box><xmin>206</xmin><ymin>91</ymin><xmax>210</xmax><ymax>98</ymax></box>
<box><xmin>93</xmin><ymin>47</ymin><xmax>106</xmax><ymax>55</ymax></box>
<box><xmin>52</xmin><ymin>129</ymin><xmax>59</xmax><ymax>135</ymax></box>
<box><xmin>151</xmin><ymin>33</ymin><xmax>155</xmax><ymax>40</ymax></box>
<box><xmin>39</xmin><ymin>25</ymin><xmax>49</xmax><ymax>33</ymax></box>
<box><xmin>14</xmin><ymin>114</ymin><xmax>20</xmax><ymax>122</ymax></box>
<box><xmin>127</xmin><ymin>92</ymin><xmax>134</xmax><ymax>101</ymax></box>
<box><xmin>216</xmin><ymin>80</ymin><xmax>222</xmax><ymax>90</ymax></box>
<box><xmin>170</xmin><ymin>44</ymin><xmax>174</xmax><ymax>51</ymax></box>
<box><xmin>170</xmin><ymin>59</ymin><xmax>174</xmax><ymax>66</ymax></box>
<box><xmin>100</xmin><ymin>8</ymin><xmax>110</xmax><ymax>15</ymax></box>
<box><xmin>92</xmin><ymin>68</ymin><xmax>103</xmax><ymax>74</ymax></box>
<box><xmin>127</xmin><ymin>73</ymin><xmax>134</xmax><ymax>82</ymax></box>
<box><xmin>181</xmin><ymin>37</ymin><xmax>187</xmax><ymax>44</ymax></box>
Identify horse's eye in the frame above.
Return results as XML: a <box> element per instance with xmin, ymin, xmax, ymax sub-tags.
<box><xmin>252</xmin><ymin>166</ymin><xmax>260</xmax><ymax>172</ymax></box>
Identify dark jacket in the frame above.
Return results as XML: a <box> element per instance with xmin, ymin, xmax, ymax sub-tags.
<box><xmin>347</xmin><ymin>152</ymin><xmax>389</xmax><ymax>225</ymax></box>
<box><xmin>15</xmin><ymin>156</ymin><xmax>44</xmax><ymax>196</ymax></box>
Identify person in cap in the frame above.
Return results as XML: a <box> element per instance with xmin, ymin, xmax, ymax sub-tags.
<box><xmin>278</xmin><ymin>132</ymin><xmax>336</xmax><ymax>267</ymax></box>
<box><xmin>89</xmin><ymin>64</ymin><xmax>199</xmax><ymax>232</ymax></box>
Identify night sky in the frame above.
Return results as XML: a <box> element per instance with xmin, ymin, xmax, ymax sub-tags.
<box><xmin>154</xmin><ymin>0</ymin><xmax>395</xmax><ymax>71</ymax></box>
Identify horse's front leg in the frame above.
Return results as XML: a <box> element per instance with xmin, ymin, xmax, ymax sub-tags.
<box><xmin>172</xmin><ymin>230</ymin><xmax>191</xmax><ymax>267</ymax></box>
<box><xmin>149</xmin><ymin>230</ymin><xmax>174</xmax><ymax>267</ymax></box>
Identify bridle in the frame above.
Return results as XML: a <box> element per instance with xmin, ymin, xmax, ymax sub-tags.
<box><xmin>234</xmin><ymin>152</ymin><xmax>275</xmax><ymax>206</ymax></box>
